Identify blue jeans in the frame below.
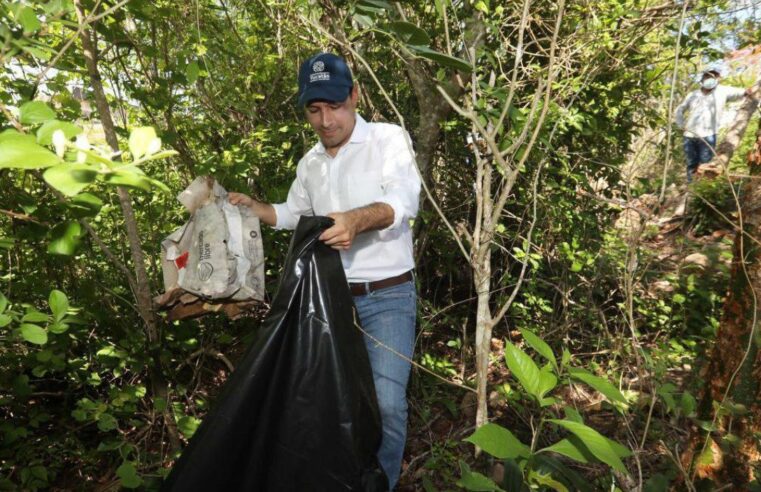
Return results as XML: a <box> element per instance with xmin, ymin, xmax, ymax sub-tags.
<box><xmin>353</xmin><ymin>279</ymin><xmax>416</xmax><ymax>490</ymax></box>
<box><xmin>684</xmin><ymin>134</ymin><xmax>716</xmax><ymax>182</ymax></box>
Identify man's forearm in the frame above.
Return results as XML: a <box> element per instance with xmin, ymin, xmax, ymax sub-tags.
<box><xmin>345</xmin><ymin>202</ymin><xmax>394</xmax><ymax>233</ymax></box>
<box><xmin>250</xmin><ymin>201</ymin><xmax>277</xmax><ymax>227</ymax></box>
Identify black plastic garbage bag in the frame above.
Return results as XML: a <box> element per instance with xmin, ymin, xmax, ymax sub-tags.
<box><xmin>163</xmin><ymin>216</ymin><xmax>388</xmax><ymax>491</ymax></box>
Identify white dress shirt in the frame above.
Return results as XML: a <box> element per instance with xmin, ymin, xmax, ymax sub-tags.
<box><xmin>272</xmin><ymin>114</ymin><xmax>421</xmax><ymax>283</ymax></box>
<box><xmin>675</xmin><ymin>85</ymin><xmax>745</xmax><ymax>138</ymax></box>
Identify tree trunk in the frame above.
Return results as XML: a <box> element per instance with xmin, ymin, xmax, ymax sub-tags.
<box><xmin>682</xmin><ymin>125</ymin><xmax>761</xmax><ymax>488</ymax></box>
<box><xmin>73</xmin><ymin>0</ymin><xmax>180</xmax><ymax>451</ymax></box>
<box><xmin>713</xmin><ymin>81</ymin><xmax>761</xmax><ymax>167</ymax></box>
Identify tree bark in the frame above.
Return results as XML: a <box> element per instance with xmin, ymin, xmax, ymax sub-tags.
<box><xmin>713</xmin><ymin>81</ymin><xmax>761</xmax><ymax>167</ymax></box>
<box><xmin>682</xmin><ymin>125</ymin><xmax>761</xmax><ymax>488</ymax></box>
<box><xmin>73</xmin><ymin>0</ymin><xmax>180</xmax><ymax>451</ymax></box>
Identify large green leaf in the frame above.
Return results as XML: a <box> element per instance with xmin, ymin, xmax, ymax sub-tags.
<box><xmin>68</xmin><ymin>193</ymin><xmax>103</xmax><ymax>218</ymax></box>
<box><xmin>128</xmin><ymin>127</ymin><xmax>158</xmax><ymax>160</ymax></box>
<box><xmin>547</xmin><ymin>419</ymin><xmax>628</xmax><ymax>473</ymax></box>
<box><xmin>177</xmin><ymin>415</ymin><xmax>201</xmax><ymax>438</ymax></box>
<box><xmin>540</xmin><ymin>436</ymin><xmax>595</xmax><ymax>464</ymax></box>
<box><xmin>48</xmin><ymin>222</ymin><xmax>84</xmax><ymax>256</ymax></box>
<box><xmin>456</xmin><ymin>461</ymin><xmax>504</xmax><ymax>492</ymax></box>
<box><xmin>464</xmin><ymin>423</ymin><xmax>531</xmax><ymax>459</ymax></box>
<box><xmin>17</xmin><ymin>6</ymin><xmax>41</xmax><ymax>33</ymax></box>
<box><xmin>20</xmin><ymin>323</ymin><xmax>48</xmax><ymax>345</ymax></box>
<box><xmin>409</xmin><ymin>45</ymin><xmax>473</xmax><ymax>72</ymax></box>
<box><xmin>43</xmin><ymin>163</ymin><xmax>99</xmax><ymax>196</ymax></box>
<box><xmin>186</xmin><ymin>61</ymin><xmax>200</xmax><ymax>84</ymax></box>
<box><xmin>568</xmin><ymin>367</ymin><xmax>628</xmax><ymax>407</ymax></box>
<box><xmin>104</xmin><ymin>168</ymin><xmax>153</xmax><ymax>191</ymax></box>
<box><xmin>505</xmin><ymin>342</ymin><xmax>542</xmax><ymax>400</ymax></box>
<box><xmin>49</xmin><ymin>290</ymin><xmax>69</xmax><ymax>322</ymax></box>
<box><xmin>0</xmin><ymin>292</ymin><xmax>7</xmax><ymax>313</ymax></box>
<box><xmin>388</xmin><ymin>21</ymin><xmax>431</xmax><ymax>46</ymax></box>
<box><xmin>533</xmin><ymin>454</ymin><xmax>595</xmax><ymax>492</ymax></box>
<box><xmin>36</xmin><ymin>120</ymin><xmax>82</xmax><ymax>145</ymax></box>
<box><xmin>116</xmin><ymin>462</ymin><xmax>142</xmax><ymax>489</ymax></box>
<box><xmin>19</xmin><ymin>101</ymin><xmax>56</xmax><ymax>125</ymax></box>
<box><xmin>0</xmin><ymin>139</ymin><xmax>61</xmax><ymax>169</ymax></box>
<box><xmin>519</xmin><ymin>328</ymin><xmax>557</xmax><ymax>370</ymax></box>
<box><xmin>0</xmin><ymin>129</ymin><xmax>36</xmax><ymax>144</ymax></box>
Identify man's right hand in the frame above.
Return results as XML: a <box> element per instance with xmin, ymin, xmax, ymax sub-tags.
<box><xmin>228</xmin><ymin>192</ymin><xmax>255</xmax><ymax>208</ymax></box>
<box><xmin>227</xmin><ymin>192</ymin><xmax>277</xmax><ymax>227</ymax></box>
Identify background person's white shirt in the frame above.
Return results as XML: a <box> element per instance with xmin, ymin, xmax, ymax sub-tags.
<box><xmin>675</xmin><ymin>85</ymin><xmax>746</xmax><ymax>138</ymax></box>
<box><xmin>272</xmin><ymin>114</ymin><xmax>421</xmax><ymax>283</ymax></box>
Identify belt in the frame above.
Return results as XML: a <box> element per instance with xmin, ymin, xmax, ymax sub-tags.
<box><xmin>349</xmin><ymin>271</ymin><xmax>413</xmax><ymax>296</ymax></box>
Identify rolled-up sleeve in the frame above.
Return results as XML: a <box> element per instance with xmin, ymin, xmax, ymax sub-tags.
<box><xmin>376</xmin><ymin>127</ymin><xmax>421</xmax><ymax>231</ymax></box>
<box><xmin>272</xmin><ymin>165</ymin><xmax>312</xmax><ymax>230</ymax></box>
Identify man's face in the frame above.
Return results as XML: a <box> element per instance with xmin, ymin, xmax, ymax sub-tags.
<box><xmin>305</xmin><ymin>87</ymin><xmax>358</xmax><ymax>154</ymax></box>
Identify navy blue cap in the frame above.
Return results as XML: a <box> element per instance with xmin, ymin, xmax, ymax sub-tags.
<box><xmin>297</xmin><ymin>53</ymin><xmax>353</xmax><ymax>107</ymax></box>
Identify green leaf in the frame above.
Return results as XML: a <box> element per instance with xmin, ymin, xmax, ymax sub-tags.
<box><xmin>0</xmin><ymin>139</ymin><xmax>61</xmax><ymax>169</ymax></box>
<box><xmin>68</xmin><ymin>193</ymin><xmax>103</xmax><ymax>218</ymax></box>
<box><xmin>177</xmin><ymin>415</ymin><xmax>201</xmax><ymax>438</ymax></box>
<box><xmin>36</xmin><ymin>120</ymin><xmax>82</xmax><ymax>145</ymax></box>
<box><xmin>409</xmin><ymin>45</ymin><xmax>472</xmax><ymax>72</ymax></box>
<box><xmin>19</xmin><ymin>101</ymin><xmax>56</xmax><ymax>125</ymax></box>
<box><xmin>43</xmin><ymin>163</ymin><xmax>99</xmax><ymax>196</ymax></box>
<box><xmin>520</xmin><ymin>328</ymin><xmax>557</xmax><ymax>370</ymax></box>
<box><xmin>541</xmin><ymin>436</ymin><xmax>595</xmax><ymax>464</ymax></box>
<box><xmin>547</xmin><ymin>419</ymin><xmax>628</xmax><ymax>473</ymax></box>
<box><xmin>561</xmin><ymin>407</ymin><xmax>582</xmax><ymax>424</ymax></box>
<box><xmin>22</xmin><ymin>311</ymin><xmax>49</xmax><ymax>323</ymax></box>
<box><xmin>533</xmin><ymin>454</ymin><xmax>595</xmax><ymax>492</ymax></box>
<box><xmin>49</xmin><ymin>290</ymin><xmax>69</xmax><ymax>322</ymax></box>
<box><xmin>388</xmin><ymin>21</ymin><xmax>431</xmax><ymax>46</ymax></box>
<box><xmin>48</xmin><ymin>322</ymin><xmax>69</xmax><ymax>334</ymax></box>
<box><xmin>0</xmin><ymin>292</ymin><xmax>7</xmax><ymax>313</ymax></box>
<box><xmin>464</xmin><ymin>423</ymin><xmax>531</xmax><ymax>459</ymax></box>
<box><xmin>505</xmin><ymin>342</ymin><xmax>542</xmax><ymax>399</ymax></box>
<box><xmin>128</xmin><ymin>127</ymin><xmax>158</xmax><ymax>160</ymax></box>
<box><xmin>98</xmin><ymin>413</ymin><xmax>118</xmax><ymax>431</ymax></box>
<box><xmin>48</xmin><ymin>222</ymin><xmax>84</xmax><ymax>256</ymax></box>
<box><xmin>456</xmin><ymin>461</ymin><xmax>504</xmax><ymax>491</ymax></box>
<box><xmin>528</xmin><ymin>470</ymin><xmax>568</xmax><ymax>492</ymax></box>
<box><xmin>20</xmin><ymin>323</ymin><xmax>48</xmax><ymax>345</ymax></box>
<box><xmin>104</xmin><ymin>168</ymin><xmax>153</xmax><ymax>191</ymax></box>
<box><xmin>186</xmin><ymin>61</ymin><xmax>200</xmax><ymax>84</ymax></box>
<box><xmin>561</xmin><ymin>348</ymin><xmax>571</xmax><ymax>367</ymax></box>
<box><xmin>568</xmin><ymin>367</ymin><xmax>628</xmax><ymax>407</ymax></box>
<box><xmin>17</xmin><ymin>6</ymin><xmax>41</xmax><ymax>32</ymax></box>
<box><xmin>116</xmin><ymin>461</ymin><xmax>142</xmax><ymax>489</ymax></box>
<box><xmin>0</xmin><ymin>314</ymin><xmax>11</xmax><ymax>328</ymax></box>
<box><xmin>538</xmin><ymin>369</ymin><xmax>558</xmax><ymax>402</ymax></box>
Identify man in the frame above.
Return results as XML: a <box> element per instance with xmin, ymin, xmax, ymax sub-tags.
<box><xmin>675</xmin><ymin>67</ymin><xmax>749</xmax><ymax>181</ymax></box>
<box><xmin>229</xmin><ymin>52</ymin><xmax>421</xmax><ymax>489</ymax></box>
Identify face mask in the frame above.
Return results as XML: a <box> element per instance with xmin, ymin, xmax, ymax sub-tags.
<box><xmin>702</xmin><ymin>78</ymin><xmax>718</xmax><ymax>90</ymax></box>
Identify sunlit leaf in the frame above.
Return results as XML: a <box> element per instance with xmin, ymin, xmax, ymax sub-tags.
<box><xmin>36</xmin><ymin>120</ymin><xmax>82</xmax><ymax>145</ymax></box>
<box><xmin>547</xmin><ymin>419</ymin><xmax>628</xmax><ymax>473</ymax></box>
<box><xmin>43</xmin><ymin>163</ymin><xmax>99</xmax><ymax>196</ymax></box>
<box><xmin>49</xmin><ymin>290</ymin><xmax>69</xmax><ymax>322</ymax></box>
<box><xmin>19</xmin><ymin>101</ymin><xmax>56</xmax><ymax>125</ymax></box>
<box><xmin>128</xmin><ymin>127</ymin><xmax>158</xmax><ymax>160</ymax></box>
<box><xmin>464</xmin><ymin>423</ymin><xmax>531</xmax><ymax>459</ymax></box>
<box><xmin>20</xmin><ymin>323</ymin><xmax>48</xmax><ymax>345</ymax></box>
<box><xmin>0</xmin><ymin>139</ymin><xmax>61</xmax><ymax>169</ymax></box>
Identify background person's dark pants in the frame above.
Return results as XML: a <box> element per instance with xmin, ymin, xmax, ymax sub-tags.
<box><xmin>684</xmin><ymin>134</ymin><xmax>717</xmax><ymax>182</ymax></box>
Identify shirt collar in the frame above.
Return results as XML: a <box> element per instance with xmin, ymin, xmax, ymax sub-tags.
<box><xmin>314</xmin><ymin>113</ymin><xmax>368</xmax><ymax>155</ymax></box>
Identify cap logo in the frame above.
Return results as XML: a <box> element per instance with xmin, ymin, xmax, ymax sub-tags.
<box><xmin>309</xmin><ymin>60</ymin><xmax>330</xmax><ymax>83</ymax></box>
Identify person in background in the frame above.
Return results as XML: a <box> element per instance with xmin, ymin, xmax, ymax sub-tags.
<box><xmin>675</xmin><ymin>67</ymin><xmax>751</xmax><ymax>182</ymax></box>
<box><xmin>228</xmin><ymin>52</ymin><xmax>421</xmax><ymax>490</ymax></box>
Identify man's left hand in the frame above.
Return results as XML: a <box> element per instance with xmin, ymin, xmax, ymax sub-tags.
<box><xmin>320</xmin><ymin>212</ymin><xmax>358</xmax><ymax>250</ymax></box>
